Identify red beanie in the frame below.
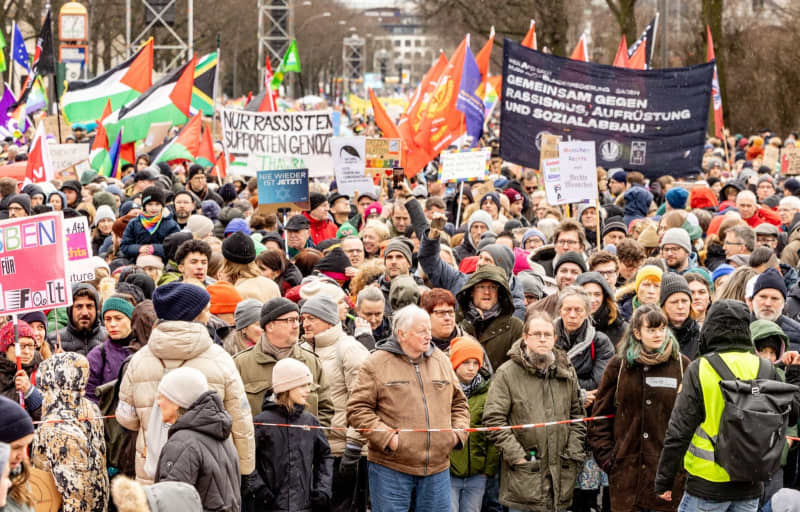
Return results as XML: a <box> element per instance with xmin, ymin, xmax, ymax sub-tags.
<box><xmin>0</xmin><ymin>320</ymin><xmax>34</xmax><ymax>354</ymax></box>
<box><xmin>689</xmin><ymin>186</ymin><xmax>719</xmax><ymax>210</ymax></box>
<box><xmin>449</xmin><ymin>337</ymin><xmax>484</xmax><ymax>370</ymax></box>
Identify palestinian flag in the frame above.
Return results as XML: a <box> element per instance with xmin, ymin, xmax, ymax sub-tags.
<box><xmin>153</xmin><ymin>113</ymin><xmax>202</xmax><ymax>164</ymax></box>
<box><xmin>104</xmin><ymin>55</ymin><xmax>196</xmax><ymax>144</ymax></box>
<box><xmin>196</xmin><ymin>123</ymin><xmax>215</xmax><ymax>167</ymax></box>
<box><xmin>89</xmin><ymin>100</ymin><xmax>113</xmax><ymax>174</ymax></box>
<box><xmin>62</xmin><ymin>39</ymin><xmax>153</xmax><ymax>123</ymax></box>
<box><xmin>191</xmin><ymin>51</ymin><xmax>216</xmax><ymax>116</ymax></box>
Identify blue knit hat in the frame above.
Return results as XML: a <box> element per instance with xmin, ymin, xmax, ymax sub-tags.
<box><xmin>102</xmin><ymin>296</ymin><xmax>135</xmax><ymax>320</ymax></box>
<box><xmin>665</xmin><ymin>187</ymin><xmax>689</xmax><ymax>209</ymax></box>
<box><xmin>711</xmin><ymin>264</ymin><xmax>734</xmax><ymax>284</ymax></box>
<box><xmin>152</xmin><ymin>282</ymin><xmax>210</xmax><ymax>322</ymax></box>
<box><xmin>224</xmin><ymin>218</ymin><xmax>251</xmax><ymax>236</ymax></box>
<box><xmin>0</xmin><ymin>395</ymin><xmax>34</xmax><ymax>443</ymax></box>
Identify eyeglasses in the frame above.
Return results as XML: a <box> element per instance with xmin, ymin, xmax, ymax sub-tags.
<box><xmin>556</xmin><ymin>239</ymin><xmax>580</xmax><ymax>247</ymax></box>
<box><xmin>525</xmin><ymin>331</ymin><xmax>554</xmax><ymax>340</ymax></box>
<box><xmin>272</xmin><ymin>316</ymin><xmax>300</xmax><ymax>325</ymax></box>
<box><xmin>16</xmin><ymin>342</ymin><xmax>35</xmax><ymax>351</ymax></box>
<box><xmin>723</xmin><ymin>240</ymin><xmax>744</xmax><ymax>246</ymax></box>
<box><xmin>596</xmin><ymin>270</ymin><xmax>618</xmax><ymax>278</ymax></box>
<box><xmin>432</xmin><ymin>309</ymin><xmax>455</xmax><ymax>317</ymax></box>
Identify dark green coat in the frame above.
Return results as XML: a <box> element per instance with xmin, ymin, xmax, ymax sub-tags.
<box><xmin>449</xmin><ymin>368</ymin><xmax>500</xmax><ymax>478</ymax></box>
<box><xmin>457</xmin><ymin>265</ymin><xmax>523</xmax><ymax>370</ymax></box>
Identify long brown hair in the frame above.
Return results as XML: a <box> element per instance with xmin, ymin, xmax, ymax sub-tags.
<box><xmin>10</xmin><ymin>460</ymin><xmax>35</xmax><ymax>507</ymax></box>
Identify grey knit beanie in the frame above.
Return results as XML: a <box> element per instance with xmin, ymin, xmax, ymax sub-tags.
<box><xmin>660</xmin><ymin>227</ymin><xmax>691</xmax><ymax>254</ymax></box>
<box><xmin>300</xmin><ymin>295</ymin><xmax>339</xmax><ymax>326</ymax></box>
<box><xmin>659</xmin><ymin>272</ymin><xmax>692</xmax><ymax>307</ymax></box>
<box><xmin>235</xmin><ymin>299</ymin><xmax>263</xmax><ymax>330</ymax></box>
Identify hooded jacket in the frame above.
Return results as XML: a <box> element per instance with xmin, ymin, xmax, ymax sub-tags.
<box><xmin>248</xmin><ymin>399</ymin><xmax>333</xmax><ymax>512</ymax></box>
<box><xmin>576</xmin><ymin>271</ymin><xmax>628</xmax><ymax>347</ymax></box>
<box><xmin>85</xmin><ymin>333</ymin><xmax>136</xmax><ymax>403</ymax></box>
<box><xmin>482</xmin><ymin>342</ymin><xmax>586</xmax><ymax>511</ymax></box>
<box><xmin>300</xmin><ymin>322</ymin><xmax>369</xmax><ymax>456</ymax></box>
<box><xmin>453</xmin><ymin>210</ymin><xmax>493</xmax><ymax>263</ymax></box>
<box><xmin>32</xmin><ymin>353</ymin><xmax>109</xmax><ymax>512</ymax></box>
<box><xmin>655</xmin><ymin>300</ymin><xmax>800</xmax><ymax>501</ymax></box>
<box><xmin>346</xmin><ymin>336</ymin><xmax>470</xmax><ymax>476</ymax></box>
<box><xmin>120</xmin><ymin>211</ymin><xmax>181</xmax><ymax>262</ymax></box>
<box><xmin>623</xmin><ymin>186</ymin><xmax>654</xmax><ymax>227</ymax></box>
<box><xmin>449</xmin><ymin>367</ymin><xmax>500</xmax><ymax>479</ymax></box>
<box><xmin>116</xmin><ymin>320</ymin><xmax>255</xmax><ymax>481</ymax></box>
<box><xmin>302</xmin><ymin>212</ymin><xmax>338</xmax><ymax>246</ymax></box>
<box><xmin>456</xmin><ymin>265</ymin><xmax>524</xmax><ymax>370</ymax></box>
<box><xmin>155</xmin><ymin>391</ymin><xmax>241</xmax><ymax>512</ymax></box>
<box><xmin>554</xmin><ymin>318</ymin><xmax>615</xmax><ymax>392</ymax></box>
<box><xmin>47</xmin><ymin>283</ymin><xmax>107</xmax><ymax>355</ymax></box>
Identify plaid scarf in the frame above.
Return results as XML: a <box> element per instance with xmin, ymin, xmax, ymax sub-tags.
<box><xmin>140</xmin><ymin>210</ymin><xmax>163</xmax><ymax>235</ymax></box>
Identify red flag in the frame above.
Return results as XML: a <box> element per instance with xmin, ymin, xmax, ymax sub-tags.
<box><xmin>707</xmin><ymin>25</ymin><xmax>724</xmax><ymax>138</ymax></box>
<box><xmin>245</xmin><ymin>91</ymin><xmax>253</xmax><ymax>106</ymax></box>
<box><xmin>210</xmin><ymin>150</ymin><xmax>227</xmax><ymax>179</ymax></box>
<box><xmin>613</xmin><ymin>35</ymin><xmax>629</xmax><ymax>67</ymax></box>
<box><xmin>475</xmin><ymin>27</ymin><xmax>494</xmax><ymax>79</ymax></box>
<box><xmin>399</xmin><ymin>52</ymin><xmax>448</xmax><ymax>144</ymax></box>
<box><xmin>169</xmin><ymin>54</ymin><xmax>197</xmax><ymax>117</ymax></box>
<box><xmin>90</xmin><ymin>99</ymin><xmax>113</xmax><ymax>156</ymax></box>
<box><xmin>120</xmin><ymin>142</ymin><xmax>136</xmax><ymax>166</ymax></box>
<box><xmin>197</xmin><ymin>124</ymin><xmax>215</xmax><ymax>164</ymax></box>
<box><xmin>120</xmin><ymin>39</ymin><xmax>154</xmax><ymax>93</ymax></box>
<box><xmin>258</xmin><ymin>57</ymin><xmax>278</xmax><ymax>112</ymax></box>
<box><xmin>628</xmin><ymin>40</ymin><xmax>647</xmax><ymax>69</ymax></box>
<box><xmin>570</xmin><ymin>34</ymin><xmax>588</xmax><ymax>62</ymax></box>
<box><xmin>25</xmin><ymin>122</ymin><xmax>54</xmax><ymax>184</ymax></box>
<box><xmin>369</xmin><ymin>88</ymin><xmax>401</xmax><ymax>139</ymax></box>
<box><xmin>521</xmin><ymin>20</ymin><xmax>536</xmax><ymax>49</ymax></box>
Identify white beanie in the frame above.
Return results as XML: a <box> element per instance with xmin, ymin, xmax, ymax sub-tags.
<box><xmin>183</xmin><ymin>215</ymin><xmax>214</xmax><ymax>239</ymax></box>
<box><xmin>158</xmin><ymin>367</ymin><xmax>208</xmax><ymax>408</ymax></box>
<box><xmin>94</xmin><ymin>205</ymin><xmax>116</xmax><ymax>226</ymax></box>
<box><xmin>272</xmin><ymin>358</ymin><xmax>313</xmax><ymax>394</ymax></box>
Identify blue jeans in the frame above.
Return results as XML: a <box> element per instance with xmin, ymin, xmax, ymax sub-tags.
<box><xmin>450</xmin><ymin>474</ymin><xmax>486</xmax><ymax>512</ymax></box>
<box><xmin>368</xmin><ymin>462</ymin><xmax>451</xmax><ymax>512</ymax></box>
<box><xmin>678</xmin><ymin>493</ymin><xmax>759</xmax><ymax>512</ymax></box>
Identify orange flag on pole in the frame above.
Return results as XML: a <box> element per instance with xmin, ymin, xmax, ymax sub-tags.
<box><xmin>369</xmin><ymin>88</ymin><xmax>401</xmax><ymax>139</ymax></box>
<box><xmin>628</xmin><ymin>40</ymin><xmax>647</xmax><ymax>69</ymax></box>
<box><xmin>613</xmin><ymin>35</ymin><xmax>629</xmax><ymax>67</ymax></box>
<box><xmin>570</xmin><ymin>34</ymin><xmax>589</xmax><ymax>62</ymax></box>
<box><xmin>475</xmin><ymin>27</ymin><xmax>494</xmax><ymax>78</ymax></box>
<box><xmin>521</xmin><ymin>20</ymin><xmax>536</xmax><ymax>49</ymax></box>
<box><xmin>707</xmin><ymin>25</ymin><xmax>724</xmax><ymax>138</ymax></box>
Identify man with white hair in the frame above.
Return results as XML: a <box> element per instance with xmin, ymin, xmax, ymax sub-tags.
<box><xmin>736</xmin><ymin>189</ymin><xmax>781</xmax><ymax>228</ymax></box>
<box><xmin>746</xmin><ymin>268</ymin><xmax>800</xmax><ymax>350</ymax></box>
<box><xmin>347</xmin><ymin>305</ymin><xmax>469</xmax><ymax>512</ymax></box>
<box><xmin>778</xmin><ymin>195</ymin><xmax>800</xmax><ymax>232</ymax></box>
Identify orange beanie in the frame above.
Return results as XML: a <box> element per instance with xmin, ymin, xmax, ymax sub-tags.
<box><xmin>206</xmin><ymin>281</ymin><xmax>242</xmax><ymax>315</ymax></box>
<box><xmin>449</xmin><ymin>337</ymin><xmax>484</xmax><ymax>370</ymax></box>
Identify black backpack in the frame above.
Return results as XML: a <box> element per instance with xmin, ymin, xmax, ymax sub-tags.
<box><xmin>703</xmin><ymin>353</ymin><xmax>799</xmax><ymax>482</ymax></box>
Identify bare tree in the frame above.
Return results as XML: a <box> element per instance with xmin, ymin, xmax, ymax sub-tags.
<box><xmin>605</xmin><ymin>0</ymin><xmax>638</xmax><ymax>43</ymax></box>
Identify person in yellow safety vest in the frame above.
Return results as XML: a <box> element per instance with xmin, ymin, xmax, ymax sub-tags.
<box><xmin>654</xmin><ymin>299</ymin><xmax>800</xmax><ymax>512</ymax></box>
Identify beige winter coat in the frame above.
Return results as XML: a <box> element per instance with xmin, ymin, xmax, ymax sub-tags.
<box><xmin>301</xmin><ymin>323</ymin><xmax>369</xmax><ymax>456</ymax></box>
<box><xmin>115</xmin><ymin>320</ymin><xmax>255</xmax><ymax>482</ymax></box>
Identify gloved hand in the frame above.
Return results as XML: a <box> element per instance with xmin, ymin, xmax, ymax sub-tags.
<box><xmin>340</xmin><ymin>443</ymin><xmax>362</xmax><ymax>473</ymax></box>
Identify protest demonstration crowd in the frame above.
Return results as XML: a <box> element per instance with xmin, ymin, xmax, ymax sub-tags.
<box><xmin>4</xmin><ymin>5</ymin><xmax>800</xmax><ymax>512</ymax></box>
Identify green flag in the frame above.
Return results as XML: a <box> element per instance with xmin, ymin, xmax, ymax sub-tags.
<box><xmin>270</xmin><ymin>39</ymin><xmax>301</xmax><ymax>90</ymax></box>
<box><xmin>0</xmin><ymin>27</ymin><xmax>6</xmax><ymax>73</ymax></box>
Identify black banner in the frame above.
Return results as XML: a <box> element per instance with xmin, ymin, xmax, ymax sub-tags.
<box><xmin>500</xmin><ymin>39</ymin><xmax>714</xmax><ymax>179</ymax></box>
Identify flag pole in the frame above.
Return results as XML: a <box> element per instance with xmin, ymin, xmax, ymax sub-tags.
<box><xmin>12</xmin><ymin>314</ymin><xmax>24</xmax><ymax>408</ymax></box>
<box><xmin>210</xmin><ymin>33</ymin><xmax>220</xmax><ymax>155</ymax></box>
<box><xmin>46</xmin><ymin>11</ymin><xmax>62</xmax><ymax>143</ymax></box>
<box><xmin>455</xmin><ymin>181</ymin><xmax>464</xmax><ymax>227</ymax></box>
<box><xmin>8</xmin><ymin>22</ymin><xmax>14</xmax><ymax>91</ymax></box>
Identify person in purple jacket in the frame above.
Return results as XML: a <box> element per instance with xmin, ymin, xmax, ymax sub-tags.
<box><xmin>86</xmin><ymin>296</ymin><xmax>136</xmax><ymax>403</ymax></box>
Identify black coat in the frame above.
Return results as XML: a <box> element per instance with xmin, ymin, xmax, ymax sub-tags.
<box><xmin>249</xmin><ymin>399</ymin><xmax>333</xmax><ymax>512</ymax></box>
<box><xmin>670</xmin><ymin>319</ymin><xmax>700</xmax><ymax>361</ymax></box>
<box><xmin>47</xmin><ymin>283</ymin><xmax>106</xmax><ymax>355</ymax></box>
<box><xmin>119</xmin><ymin>214</ymin><xmax>180</xmax><ymax>261</ymax></box>
<box><xmin>156</xmin><ymin>391</ymin><xmax>241</xmax><ymax>512</ymax></box>
<box><xmin>555</xmin><ymin>318</ymin><xmax>615</xmax><ymax>391</ymax></box>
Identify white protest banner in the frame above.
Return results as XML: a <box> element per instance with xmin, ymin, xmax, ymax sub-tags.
<box><xmin>64</xmin><ymin>217</ymin><xmax>94</xmax><ymax>284</ymax></box>
<box><xmin>542</xmin><ymin>140</ymin><xmax>598</xmax><ymax>206</ymax></box>
<box><xmin>331</xmin><ymin>137</ymin><xmax>372</xmax><ymax>197</ymax></box>
<box><xmin>438</xmin><ymin>148</ymin><xmax>490</xmax><ymax>183</ymax></box>
<box><xmin>221</xmin><ymin>108</ymin><xmax>334</xmax><ymax>178</ymax></box>
<box><xmin>49</xmin><ymin>143</ymin><xmax>90</xmax><ymax>172</ymax></box>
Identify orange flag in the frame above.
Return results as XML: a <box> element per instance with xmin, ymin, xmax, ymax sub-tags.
<box><xmin>369</xmin><ymin>88</ymin><xmax>400</xmax><ymax>139</ymax></box>
<box><xmin>521</xmin><ymin>20</ymin><xmax>536</xmax><ymax>49</ymax></box>
<box><xmin>613</xmin><ymin>35</ymin><xmax>629</xmax><ymax>67</ymax></box>
<box><xmin>628</xmin><ymin>41</ymin><xmax>646</xmax><ymax>69</ymax></box>
<box><xmin>570</xmin><ymin>34</ymin><xmax>588</xmax><ymax>62</ymax></box>
<box><xmin>475</xmin><ymin>27</ymin><xmax>494</xmax><ymax>78</ymax></box>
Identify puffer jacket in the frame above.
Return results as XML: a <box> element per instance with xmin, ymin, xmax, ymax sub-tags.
<box><xmin>456</xmin><ymin>265</ymin><xmax>524</xmax><ymax>370</ymax></box>
<box><xmin>482</xmin><ymin>341</ymin><xmax>586</xmax><ymax>511</ymax></box>
<box><xmin>589</xmin><ymin>346</ymin><xmax>690</xmax><ymax>512</ymax></box>
<box><xmin>85</xmin><ymin>333</ymin><xmax>136</xmax><ymax>403</ymax></box>
<box><xmin>120</xmin><ymin>212</ymin><xmax>180</xmax><ymax>262</ymax></box>
<box><xmin>302</xmin><ymin>212</ymin><xmax>338</xmax><ymax>246</ymax></box>
<box><xmin>47</xmin><ymin>283</ymin><xmax>107</xmax><ymax>355</ymax></box>
<box><xmin>116</xmin><ymin>320</ymin><xmax>255</xmax><ymax>481</ymax></box>
<box><xmin>156</xmin><ymin>391</ymin><xmax>241</xmax><ymax>512</ymax></box>
<box><xmin>555</xmin><ymin>318</ymin><xmax>615</xmax><ymax>391</ymax></box>
<box><xmin>234</xmin><ymin>339</ymin><xmax>334</xmax><ymax>426</ymax></box>
<box><xmin>32</xmin><ymin>353</ymin><xmax>109</xmax><ymax>512</ymax></box>
<box><xmin>249</xmin><ymin>399</ymin><xmax>333</xmax><ymax>512</ymax></box>
<box><xmin>449</xmin><ymin>367</ymin><xmax>499</xmax><ymax>479</ymax></box>
<box><xmin>346</xmin><ymin>336</ymin><xmax>470</xmax><ymax>476</ymax></box>
<box><xmin>300</xmin><ymin>323</ymin><xmax>369</xmax><ymax>456</ymax></box>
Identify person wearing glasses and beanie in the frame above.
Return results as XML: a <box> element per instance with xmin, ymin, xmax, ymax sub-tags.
<box><xmin>234</xmin><ymin>297</ymin><xmax>333</xmax><ymax>424</ymax></box>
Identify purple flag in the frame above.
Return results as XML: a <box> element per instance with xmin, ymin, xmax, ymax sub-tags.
<box><xmin>0</xmin><ymin>85</ymin><xmax>16</xmax><ymax>127</ymax></box>
<box><xmin>456</xmin><ymin>44</ymin><xmax>484</xmax><ymax>146</ymax></box>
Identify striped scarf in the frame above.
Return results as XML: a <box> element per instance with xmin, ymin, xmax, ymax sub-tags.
<box><xmin>140</xmin><ymin>210</ymin><xmax>163</xmax><ymax>235</ymax></box>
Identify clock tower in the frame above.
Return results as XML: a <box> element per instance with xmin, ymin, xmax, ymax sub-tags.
<box><xmin>58</xmin><ymin>2</ymin><xmax>89</xmax><ymax>81</ymax></box>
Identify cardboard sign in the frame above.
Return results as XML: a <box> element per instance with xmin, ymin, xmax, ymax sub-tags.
<box><xmin>543</xmin><ymin>157</ymin><xmax>564</xmax><ymax>204</ymax></box>
<box><xmin>332</xmin><ymin>137</ymin><xmax>372</xmax><ymax>197</ymax></box>
<box><xmin>58</xmin><ymin>159</ymin><xmax>90</xmax><ymax>180</ymax></box>
<box><xmin>782</xmin><ymin>146</ymin><xmax>800</xmax><ymax>175</ymax></box>
<box><xmin>42</xmin><ymin>116</ymin><xmax>72</xmax><ymax>141</ymax></box>
<box><xmin>544</xmin><ymin>140</ymin><xmax>599</xmax><ymax>206</ymax></box>
<box><xmin>365</xmin><ymin>138</ymin><xmax>402</xmax><ymax>177</ymax></box>
<box><xmin>141</xmin><ymin>122</ymin><xmax>172</xmax><ymax>153</ymax></box>
<box><xmin>64</xmin><ymin>217</ymin><xmax>94</xmax><ymax>284</ymax></box>
<box><xmin>763</xmin><ymin>144</ymin><xmax>780</xmax><ymax>171</ymax></box>
<box><xmin>49</xmin><ymin>143</ymin><xmax>90</xmax><ymax>172</ymax></box>
<box><xmin>438</xmin><ymin>148</ymin><xmax>490</xmax><ymax>183</ymax></box>
<box><xmin>221</xmin><ymin>109</ymin><xmax>334</xmax><ymax>178</ymax></box>
<box><xmin>256</xmin><ymin>169</ymin><xmax>310</xmax><ymax>215</ymax></box>
<box><xmin>0</xmin><ymin>212</ymin><xmax>71</xmax><ymax>315</ymax></box>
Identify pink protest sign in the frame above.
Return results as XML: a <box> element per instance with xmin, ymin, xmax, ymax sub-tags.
<box><xmin>0</xmin><ymin>212</ymin><xmax>71</xmax><ymax>315</ymax></box>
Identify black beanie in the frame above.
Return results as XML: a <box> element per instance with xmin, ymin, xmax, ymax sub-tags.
<box><xmin>0</xmin><ymin>395</ymin><xmax>34</xmax><ymax>442</ymax></box>
<box><xmin>141</xmin><ymin>186</ymin><xmax>166</xmax><ymax>207</ymax></box>
<box><xmin>187</xmin><ymin>164</ymin><xmax>206</xmax><ymax>181</ymax></box>
<box><xmin>314</xmin><ymin>247</ymin><xmax>352</xmax><ymax>274</ymax></box>
<box><xmin>554</xmin><ymin>251</ymin><xmax>587</xmax><ymax>273</ymax></box>
<box><xmin>222</xmin><ymin>231</ymin><xmax>256</xmax><ymax>264</ymax></box>
<box><xmin>659</xmin><ymin>272</ymin><xmax>692</xmax><ymax>307</ymax></box>
<box><xmin>8</xmin><ymin>194</ymin><xmax>31</xmax><ymax>215</ymax></box>
<box><xmin>260</xmin><ymin>297</ymin><xmax>300</xmax><ymax>328</ymax></box>
<box><xmin>752</xmin><ymin>267</ymin><xmax>787</xmax><ymax>299</ymax></box>
<box><xmin>309</xmin><ymin>192</ymin><xmax>327</xmax><ymax>211</ymax></box>
<box><xmin>163</xmin><ymin>232</ymin><xmax>194</xmax><ymax>262</ymax></box>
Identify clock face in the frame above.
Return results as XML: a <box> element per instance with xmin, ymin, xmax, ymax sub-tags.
<box><xmin>60</xmin><ymin>15</ymin><xmax>86</xmax><ymax>41</ymax></box>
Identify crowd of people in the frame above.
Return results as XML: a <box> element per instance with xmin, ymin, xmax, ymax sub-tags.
<box><xmin>3</xmin><ymin>129</ymin><xmax>800</xmax><ymax>512</ymax></box>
